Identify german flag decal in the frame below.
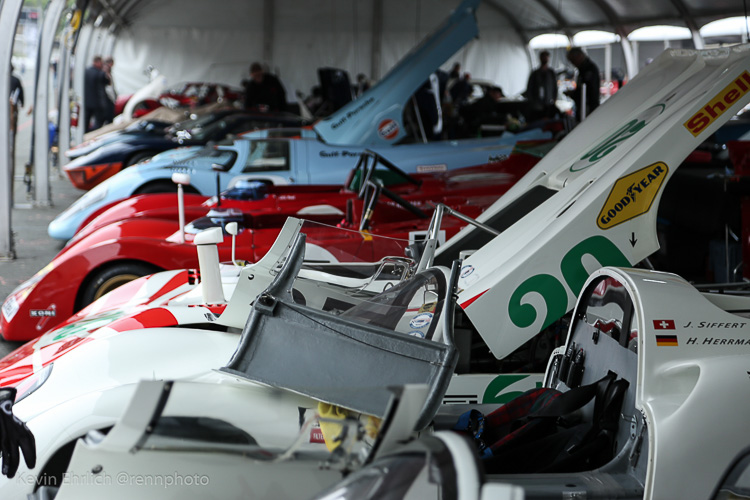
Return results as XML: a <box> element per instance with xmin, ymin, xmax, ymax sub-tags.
<box><xmin>656</xmin><ymin>334</ymin><xmax>678</xmax><ymax>347</ymax></box>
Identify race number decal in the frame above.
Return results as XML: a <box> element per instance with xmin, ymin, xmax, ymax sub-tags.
<box><xmin>508</xmin><ymin>236</ymin><xmax>630</xmax><ymax>330</ymax></box>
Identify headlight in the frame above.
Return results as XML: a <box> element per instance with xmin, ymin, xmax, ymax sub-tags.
<box><xmin>55</xmin><ymin>184</ymin><xmax>109</xmax><ymax>222</ymax></box>
<box><xmin>3</xmin><ymin>261</ymin><xmax>55</xmax><ymax>321</ymax></box>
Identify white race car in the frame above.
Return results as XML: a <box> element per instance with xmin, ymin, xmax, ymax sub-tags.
<box><xmin>307</xmin><ymin>266</ymin><xmax>750</xmax><ymax>500</ymax></box>
<box><xmin>3</xmin><ymin>43</ymin><xmax>750</xmax><ymax>497</ymax></box>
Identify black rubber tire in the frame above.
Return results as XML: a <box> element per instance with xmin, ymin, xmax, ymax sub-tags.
<box><xmin>125</xmin><ymin>150</ymin><xmax>157</xmax><ymax>167</ymax></box>
<box><xmin>79</xmin><ymin>262</ymin><xmax>159</xmax><ymax>309</ymax></box>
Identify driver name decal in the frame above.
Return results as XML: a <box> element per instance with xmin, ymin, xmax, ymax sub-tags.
<box><xmin>597</xmin><ymin>162</ymin><xmax>668</xmax><ymax>230</ymax></box>
<box><xmin>684</xmin><ymin>71</ymin><xmax>750</xmax><ymax>137</ymax></box>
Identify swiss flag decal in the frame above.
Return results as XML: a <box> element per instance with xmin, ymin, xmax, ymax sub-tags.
<box><xmin>653</xmin><ymin>319</ymin><xmax>676</xmax><ymax>330</ymax></box>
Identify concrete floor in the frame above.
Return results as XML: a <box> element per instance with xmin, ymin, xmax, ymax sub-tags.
<box><xmin>0</xmin><ymin>68</ymin><xmax>84</xmax><ymax>357</ymax></box>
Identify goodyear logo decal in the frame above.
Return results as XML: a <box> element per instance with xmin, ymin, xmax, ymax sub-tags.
<box><xmin>597</xmin><ymin>162</ymin><xmax>668</xmax><ymax>230</ymax></box>
<box><xmin>684</xmin><ymin>71</ymin><xmax>750</xmax><ymax>137</ymax></box>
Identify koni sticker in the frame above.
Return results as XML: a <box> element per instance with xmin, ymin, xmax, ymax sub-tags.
<box><xmin>378</xmin><ymin>119</ymin><xmax>399</xmax><ymax>140</ymax></box>
<box><xmin>684</xmin><ymin>71</ymin><xmax>750</xmax><ymax>137</ymax></box>
<box><xmin>597</xmin><ymin>162</ymin><xmax>668</xmax><ymax>230</ymax></box>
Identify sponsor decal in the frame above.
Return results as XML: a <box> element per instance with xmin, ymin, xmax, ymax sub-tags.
<box><xmin>488</xmin><ymin>154</ymin><xmax>508</xmax><ymax>163</ymax></box>
<box><xmin>408</xmin><ymin>330</ymin><xmax>426</xmax><ymax>338</ymax></box>
<box><xmin>416</xmin><ymin>164</ymin><xmax>447</xmax><ymax>173</ymax></box>
<box><xmin>378</xmin><ymin>119</ymin><xmax>400</xmax><ymax>140</ymax></box>
<box><xmin>409</xmin><ymin>312</ymin><xmax>433</xmax><ymax>329</ymax></box>
<box><xmin>653</xmin><ymin>319</ymin><xmax>676</xmax><ymax>330</ymax></box>
<box><xmin>569</xmin><ymin>104</ymin><xmax>665</xmax><ymax>172</ymax></box>
<box><xmin>30</xmin><ymin>309</ymin><xmax>57</xmax><ymax>318</ymax></box>
<box><xmin>418</xmin><ymin>302</ymin><xmax>436</xmax><ymax>314</ymax></box>
<box><xmin>684</xmin><ymin>71</ymin><xmax>750</xmax><ymax>137</ymax></box>
<box><xmin>1</xmin><ymin>295</ymin><xmax>19</xmax><ymax>322</ymax></box>
<box><xmin>597</xmin><ymin>162</ymin><xmax>668</xmax><ymax>229</ymax></box>
<box><xmin>460</xmin><ymin>265</ymin><xmax>475</xmax><ymax>279</ymax></box>
<box><xmin>656</xmin><ymin>334</ymin><xmax>678</xmax><ymax>346</ymax></box>
<box><xmin>310</xmin><ymin>425</ymin><xmax>325</xmax><ymax>444</ymax></box>
<box><xmin>48</xmin><ymin>310</ymin><xmax>125</xmax><ymax>343</ymax></box>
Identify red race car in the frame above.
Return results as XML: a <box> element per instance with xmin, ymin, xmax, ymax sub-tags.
<box><xmin>1</xmin><ymin>144</ymin><xmax>550</xmax><ymax>341</ymax></box>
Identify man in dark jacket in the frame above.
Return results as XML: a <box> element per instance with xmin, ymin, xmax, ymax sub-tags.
<box><xmin>84</xmin><ymin>55</ymin><xmax>109</xmax><ymax>131</ymax></box>
<box><xmin>565</xmin><ymin>47</ymin><xmax>600</xmax><ymax>123</ymax></box>
<box><xmin>243</xmin><ymin>62</ymin><xmax>287</xmax><ymax>112</ymax></box>
<box><xmin>9</xmin><ymin>64</ymin><xmax>24</xmax><ymax>136</ymax></box>
<box><xmin>525</xmin><ymin>50</ymin><xmax>558</xmax><ymax>121</ymax></box>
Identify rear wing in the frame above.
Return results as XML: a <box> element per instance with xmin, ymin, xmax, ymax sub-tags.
<box><xmin>313</xmin><ymin>0</ymin><xmax>479</xmax><ymax>146</ymax></box>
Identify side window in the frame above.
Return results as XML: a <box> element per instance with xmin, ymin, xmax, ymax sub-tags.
<box><xmin>183</xmin><ymin>149</ymin><xmax>236</xmax><ymax>170</ymax></box>
<box><xmin>242</xmin><ymin>140</ymin><xmax>290</xmax><ymax>172</ymax></box>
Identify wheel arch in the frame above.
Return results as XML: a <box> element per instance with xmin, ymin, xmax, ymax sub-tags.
<box><xmin>75</xmin><ymin>259</ymin><xmax>164</xmax><ymax>311</ymax></box>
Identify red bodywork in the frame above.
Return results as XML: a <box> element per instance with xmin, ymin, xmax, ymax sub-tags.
<box><xmin>1</xmin><ymin>148</ymin><xmax>544</xmax><ymax>341</ymax></box>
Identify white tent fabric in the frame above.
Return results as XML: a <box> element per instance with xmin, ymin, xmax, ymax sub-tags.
<box><xmin>110</xmin><ymin>0</ymin><xmax>532</xmax><ymax>100</ymax></box>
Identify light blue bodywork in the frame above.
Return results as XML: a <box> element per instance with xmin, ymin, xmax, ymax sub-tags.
<box><xmin>49</xmin><ymin>0</ymin><xmax>548</xmax><ymax>241</ymax></box>
<box><xmin>48</xmin><ymin>128</ymin><xmax>552</xmax><ymax>240</ymax></box>
<box><xmin>314</xmin><ymin>0</ymin><xmax>480</xmax><ymax>146</ymax></box>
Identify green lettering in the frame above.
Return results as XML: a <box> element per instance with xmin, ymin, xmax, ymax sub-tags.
<box><xmin>561</xmin><ymin>236</ymin><xmax>631</xmax><ymax>297</ymax></box>
<box><xmin>509</xmin><ymin>274</ymin><xmax>568</xmax><ymax>329</ymax></box>
<box><xmin>482</xmin><ymin>374</ymin><xmax>530</xmax><ymax>404</ymax></box>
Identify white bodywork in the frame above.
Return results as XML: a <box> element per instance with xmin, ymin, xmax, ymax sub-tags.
<box><xmin>6</xmin><ymin>45</ymin><xmax>750</xmax><ymax>497</ymax></box>
<box><xmin>444</xmin><ymin>45</ymin><xmax>750</xmax><ymax>359</ymax></box>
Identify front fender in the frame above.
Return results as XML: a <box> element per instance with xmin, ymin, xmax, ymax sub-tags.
<box><xmin>0</xmin><ymin>325</ymin><xmax>241</xmax><ymax>495</ymax></box>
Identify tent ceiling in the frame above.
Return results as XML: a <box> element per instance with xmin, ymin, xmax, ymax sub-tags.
<box><xmin>81</xmin><ymin>0</ymin><xmax>750</xmax><ymax>42</ymax></box>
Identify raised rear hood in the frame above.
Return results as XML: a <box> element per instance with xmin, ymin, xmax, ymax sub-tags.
<box><xmin>438</xmin><ymin>45</ymin><xmax>750</xmax><ymax>359</ymax></box>
<box><xmin>313</xmin><ymin>0</ymin><xmax>479</xmax><ymax>146</ymax></box>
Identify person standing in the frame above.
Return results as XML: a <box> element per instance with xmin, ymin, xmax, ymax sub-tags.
<box><xmin>102</xmin><ymin>56</ymin><xmax>116</xmax><ymax>124</ymax></box>
<box><xmin>564</xmin><ymin>47</ymin><xmax>601</xmax><ymax>123</ymax></box>
<box><xmin>9</xmin><ymin>63</ymin><xmax>24</xmax><ymax>139</ymax></box>
<box><xmin>83</xmin><ymin>55</ymin><xmax>109</xmax><ymax>131</ymax></box>
<box><xmin>242</xmin><ymin>62</ymin><xmax>287</xmax><ymax>112</ymax></box>
<box><xmin>525</xmin><ymin>50</ymin><xmax>558</xmax><ymax>121</ymax></box>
